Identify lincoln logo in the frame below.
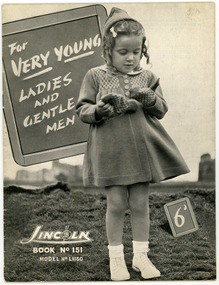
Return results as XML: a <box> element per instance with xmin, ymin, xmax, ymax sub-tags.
<box><xmin>20</xmin><ymin>225</ymin><xmax>93</xmax><ymax>244</ymax></box>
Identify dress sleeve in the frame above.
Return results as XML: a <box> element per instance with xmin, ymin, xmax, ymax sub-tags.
<box><xmin>144</xmin><ymin>71</ymin><xmax>168</xmax><ymax>120</ymax></box>
<box><xmin>76</xmin><ymin>69</ymin><xmax>102</xmax><ymax>124</ymax></box>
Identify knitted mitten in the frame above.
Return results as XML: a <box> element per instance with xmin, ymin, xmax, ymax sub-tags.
<box><xmin>101</xmin><ymin>93</ymin><xmax>129</xmax><ymax>114</ymax></box>
<box><xmin>130</xmin><ymin>86</ymin><xmax>156</xmax><ymax>107</ymax></box>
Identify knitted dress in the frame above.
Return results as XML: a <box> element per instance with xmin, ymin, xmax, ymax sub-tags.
<box><xmin>76</xmin><ymin>65</ymin><xmax>190</xmax><ymax>187</ymax></box>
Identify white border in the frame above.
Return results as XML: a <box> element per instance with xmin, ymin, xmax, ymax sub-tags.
<box><xmin>0</xmin><ymin>1</ymin><xmax>217</xmax><ymax>285</ymax></box>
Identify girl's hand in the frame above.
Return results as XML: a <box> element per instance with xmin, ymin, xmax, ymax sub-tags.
<box><xmin>126</xmin><ymin>99</ymin><xmax>139</xmax><ymax>113</ymax></box>
<box><xmin>95</xmin><ymin>100</ymin><xmax>114</xmax><ymax>120</ymax></box>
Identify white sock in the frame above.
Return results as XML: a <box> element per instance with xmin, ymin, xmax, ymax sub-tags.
<box><xmin>108</xmin><ymin>244</ymin><xmax>124</xmax><ymax>258</ymax></box>
<box><xmin>132</xmin><ymin>241</ymin><xmax>149</xmax><ymax>254</ymax></box>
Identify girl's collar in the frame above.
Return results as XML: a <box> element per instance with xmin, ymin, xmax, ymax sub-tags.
<box><xmin>99</xmin><ymin>64</ymin><xmax>143</xmax><ymax>76</ymax></box>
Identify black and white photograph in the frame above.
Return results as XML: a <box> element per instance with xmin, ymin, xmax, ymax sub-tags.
<box><xmin>1</xmin><ymin>1</ymin><xmax>216</xmax><ymax>283</ymax></box>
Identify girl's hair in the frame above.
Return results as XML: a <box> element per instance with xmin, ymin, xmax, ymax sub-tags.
<box><xmin>102</xmin><ymin>19</ymin><xmax>150</xmax><ymax>67</ymax></box>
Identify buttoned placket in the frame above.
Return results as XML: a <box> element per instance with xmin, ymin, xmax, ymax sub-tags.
<box><xmin>120</xmin><ymin>75</ymin><xmax>131</xmax><ymax>97</ymax></box>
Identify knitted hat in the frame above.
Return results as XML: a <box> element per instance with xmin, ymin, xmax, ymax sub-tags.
<box><xmin>103</xmin><ymin>7</ymin><xmax>140</xmax><ymax>35</ymax></box>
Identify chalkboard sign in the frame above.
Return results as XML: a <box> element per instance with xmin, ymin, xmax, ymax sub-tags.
<box><xmin>2</xmin><ymin>5</ymin><xmax>107</xmax><ymax>166</ymax></box>
<box><xmin>164</xmin><ymin>197</ymin><xmax>199</xmax><ymax>237</ymax></box>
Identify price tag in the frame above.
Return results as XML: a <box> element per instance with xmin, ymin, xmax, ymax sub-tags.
<box><xmin>164</xmin><ymin>197</ymin><xmax>199</xmax><ymax>237</ymax></box>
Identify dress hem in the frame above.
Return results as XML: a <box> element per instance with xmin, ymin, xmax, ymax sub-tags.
<box><xmin>83</xmin><ymin>166</ymin><xmax>190</xmax><ymax>187</ymax></box>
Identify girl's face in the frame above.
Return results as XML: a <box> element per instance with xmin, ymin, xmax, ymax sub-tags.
<box><xmin>111</xmin><ymin>34</ymin><xmax>142</xmax><ymax>74</ymax></box>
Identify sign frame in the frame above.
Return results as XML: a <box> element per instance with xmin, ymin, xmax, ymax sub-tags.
<box><xmin>2</xmin><ymin>4</ymin><xmax>107</xmax><ymax>166</ymax></box>
<box><xmin>164</xmin><ymin>197</ymin><xmax>199</xmax><ymax>237</ymax></box>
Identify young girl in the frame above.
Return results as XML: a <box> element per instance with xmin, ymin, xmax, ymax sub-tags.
<box><xmin>76</xmin><ymin>7</ymin><xmax>189</xmax><ymax>281</ymax></box>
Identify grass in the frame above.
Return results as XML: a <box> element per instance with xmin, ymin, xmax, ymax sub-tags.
<box><xmin>4</xmin><ymin>182</ymin><xmax>216</xmax><ymax>281</ymax></box>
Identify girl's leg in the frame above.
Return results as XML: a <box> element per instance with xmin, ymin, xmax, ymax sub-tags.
<box><xmin>128</xmin><ymin>182</ymin><xmax>160</xmax><ymax>279</ymax></box>
<box><xmin>128</xmin><ymin>182</ymin><xmax>150</xmax><ymax>241</ymax></box>
<box><xmin>105</xmin><ymin>185</ymin><xmax>128</xmax><ymax>245</ymax></box>
<box><xmin>105</xmin><ymin>185</ymin><xmax>130</xmax><ymax>281</ymax></box>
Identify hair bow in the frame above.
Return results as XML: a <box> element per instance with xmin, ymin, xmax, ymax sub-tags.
<box><xmin>110</xmin><ymin>27</ymin><xmax>117</xmax><ymax>38</ymax></box>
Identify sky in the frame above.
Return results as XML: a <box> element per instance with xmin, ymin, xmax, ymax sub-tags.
<box><xmin>1</xmin><ymin>1</ymin><xmax>215</xmax><ymax>182</ymax></box>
